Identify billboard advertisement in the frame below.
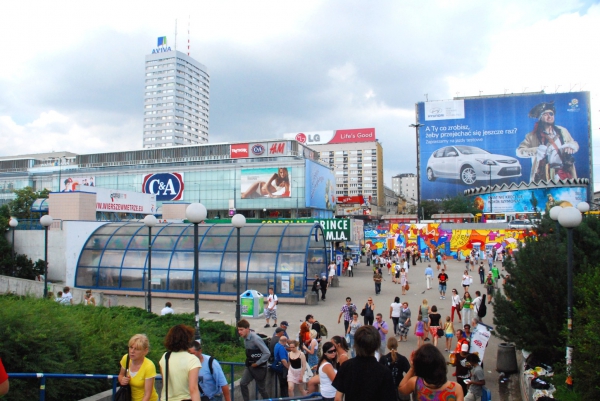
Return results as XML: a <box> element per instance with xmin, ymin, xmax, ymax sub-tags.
<box><xmin>241</xmin><ymin>167</ymin><xmax>292</xmax><ymax>198</ymax></box>
<box><xmin>283</xmin><ymin>128</ymin><xmax>376</xmax><ymax>145</ymax></box>
<box><xmin>417</xmin><ymin>92</ymin><xmax>591</xmax><ymax>201</ymax></box>
<box><xmin>473</xmin><ymin>186</ymin><xmax>587</xmax><ymax>214</ymax></box>
<box><xmin>305</xmin><ymin>160</ymin><xmax>336</xmax><ymax>210</ymax></box>
<box><xmin>78</xmin><ymin>187</ymin><xmax>157</xmax><ymax>214</ymax></box>
<box><xmin>60</xmin><ymin>176</ymin><xmax>96</xmax><ymax>191</ymax></box>
<box><xmin>142</xmin><ymin>172</ymin><xmax>184</xmax><ymax>201</ymax></box>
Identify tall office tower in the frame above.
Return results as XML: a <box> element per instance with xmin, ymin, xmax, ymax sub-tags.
<box><xmin>143</xmin><ymin>38</ymin><xmax>210</xmax><ymax>148</ymax></box>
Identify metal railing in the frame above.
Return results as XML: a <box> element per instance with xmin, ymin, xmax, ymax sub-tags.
<box><xmin>9</xmin><ymin>363</ymin><xmax>322</xmax><ymax>401</ymax></box>
<box><xmin>9</xmin><ymin>362</ymin><xmax>245</xmax><ymax>401</ymax></box>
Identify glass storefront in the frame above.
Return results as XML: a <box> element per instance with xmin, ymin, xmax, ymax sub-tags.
<box><xmin>75</xmin><ymin>222</ymin><xmax>326</xmax><ymax>298</ymax></box>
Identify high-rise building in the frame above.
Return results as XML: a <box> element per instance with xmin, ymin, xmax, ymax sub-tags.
<box><xmin>392</xmin><ymin>173</ymin><xmax>417</xmax><ymax>204</ymax></box>
<box><xmin>143</xmin><ymin>38</ymin><xmax>209</xmax><ymax>148</ymax></box>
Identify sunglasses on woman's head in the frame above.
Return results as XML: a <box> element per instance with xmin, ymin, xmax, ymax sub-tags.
<box><xmin>325</xmin><ymin>349</ymin><xmax>337</xmax><ymax>354</ymax></box>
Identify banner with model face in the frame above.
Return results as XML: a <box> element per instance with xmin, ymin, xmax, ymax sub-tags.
<box><xmin>418</xmin><ymin>92</ymin><xmax>591</xmax><ymax>201</ymax></box>
<box><xmin>240</xmin><ymin>167</ymin><xmax>292</xmax><ymax>198</ymax></box>
<box><xmin>305</xmin><ymin>160</ymin><xmax>336</xmax><ymax>211</ymax></box>
<box><xmin>472</xmin><ymin>186</ymin><xmax>587</xmax><ymax>214</ymax></box>
<box><xmin>60</xmin><ymin>176</ymin><xmax>96</xmax><ymax>191</ymax></box>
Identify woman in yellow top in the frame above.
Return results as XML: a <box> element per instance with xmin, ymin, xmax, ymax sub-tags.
<box><xmin>118</xmin><ymin>334</ymin><xmax>159</xmax><ymax>401</ymax></box>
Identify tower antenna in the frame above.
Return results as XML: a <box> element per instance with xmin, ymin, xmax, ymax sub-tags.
<box><xmin>188</xmin><ymin>15</ymin><xmax>191</xmax><ymax>56</ymax></box>
<box><xmin>174</xmin><ymin>19</ymin><xmax>178</xmax><ymax>52</ymax></box>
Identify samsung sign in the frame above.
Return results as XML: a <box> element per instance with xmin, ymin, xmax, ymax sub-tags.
<box><xmin>142</xmin><ymin>172</ymin><xmax>184</xmax><ymax>201</ymax></box>
<box><xmin>151</xmin><ymin>36</ymin><xmax>172</xmax><ymax>54</ymax></box>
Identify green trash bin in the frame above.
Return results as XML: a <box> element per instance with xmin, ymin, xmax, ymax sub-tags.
<box><xmin>240</xmin><ymin>290</ymin><xmax>265</xmax><ymax>318</ymax></box>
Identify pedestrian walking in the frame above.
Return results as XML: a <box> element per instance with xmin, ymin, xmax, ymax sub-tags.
<box><xmin>363</xmin><ymin>297</ymin><xmax>376</xmax><ymax>325</ymax></box>
<box><xmin>237</xmin><ymin>319</ymin><xmax>271</xmax><ymax>401</ymax></box>
<box><xmin>424</xmin><ymin>264</ymin><xmax>434</xmax><ymax>290</ymax></box>
<box><xmin>338</xmin><ymin>297</ymin><xmax>358</xmax><ymax>334</ymax></box>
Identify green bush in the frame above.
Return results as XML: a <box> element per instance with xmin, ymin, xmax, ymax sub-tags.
<box><xmin>0</xmin><ymin>295</ymin><xmax>245</xmax><ymax>401</ymax></box>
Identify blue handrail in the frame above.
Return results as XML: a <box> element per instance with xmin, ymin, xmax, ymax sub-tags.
<box><xmin>9</xmin><ymin>362</ymin><xmax>248</xmax><ymax>401</ymax></box>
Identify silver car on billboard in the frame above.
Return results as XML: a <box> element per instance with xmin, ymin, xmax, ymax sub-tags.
<box><xmin>426</xmin><ymin>145</ymin><xmax>522</xmax><ymax>185</ymax></box>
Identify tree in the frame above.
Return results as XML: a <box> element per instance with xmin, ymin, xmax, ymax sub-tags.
<box><xmin>421</xmin><ymin>200</ymin><xmax>440</xmax><ymax>220</ymax></box>
<box><xmin>8</xmin><ymin>186</ymin><xmax>50</xmax><ymax>220</ymax></box>
<box><xmin>493</xmin><ymin>215</ymin><xmax>600</xmax><ymax>398</ymax></box>
<box><xmin>440</xmin><ymin>195</ymin><xmax>481</xmax><ymax>215</ymax></box>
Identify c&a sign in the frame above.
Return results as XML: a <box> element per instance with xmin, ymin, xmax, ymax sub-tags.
<box><xmin>142</xmin><ymin>172</ymin><xmax>184</xmax><ymax>201</ymax></box>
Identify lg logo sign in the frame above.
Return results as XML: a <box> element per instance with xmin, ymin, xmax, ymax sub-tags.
<box><xmin>142</xmin><ymin>173</ymin><xmax>184</xmax><ymax>201</ymax></box>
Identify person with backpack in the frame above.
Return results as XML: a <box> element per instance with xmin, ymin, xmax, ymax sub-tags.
<box><xmin>379</xmin><ymin>337</ymin><xmax>411</xmax><ymax>401</ymax></box>
<box><xmin>485</xmin><ymin>272</ymin><xmax>495</xmax><ymax>304</ymax></box>
<box><xmin>188</xmin><ymin>339</ymin><xmax>232</xmax><ymax>401</ymax></box>
<box><xmin>473</xmin><ymin>291</ymin><xmax>486</xmax><ymax>321</ymax></box>
<box><xmin>478</xmin><ymin>263</ymin><xmax>486</xmax><ymax>284</ymax></box>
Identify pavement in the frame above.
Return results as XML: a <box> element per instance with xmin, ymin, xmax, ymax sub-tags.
<box><xmin>117</xmin><ymin>257</ymin><xmax>522</xmax><ymax>400</ymax></box>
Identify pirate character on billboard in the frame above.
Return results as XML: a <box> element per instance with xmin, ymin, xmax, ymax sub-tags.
<box><xmin>516</xmin><ymin>101</ymin><xmax>578</xmax><ymax>182</ymax></box>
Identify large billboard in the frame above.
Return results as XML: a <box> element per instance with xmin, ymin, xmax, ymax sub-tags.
<box><xmin>417</xmin><ymin>92</ymin><xmax>591</xmax><ymax>201</ymax></box>
<box><xmin>240</xmin><ymin>168</ymin><xmax>292</xmax><ymax>198</ymax></box>
<box><xmin>473</xmin><ymin>186</ymin><xmax>587</xmax><ymax>214</ymax></box>
<box><xmin>305</xmin><ymin>160</ymin><xmax>336</xmax><ymax>210</ymax></box>
<box><xmin>78</xmin><ymin>187</ymin><xmax>157</xmax><ymax>214</ymax></box>
<box><xmin>283</xmin><ymin>128</ymin><xmax>376</xmax><ymax>145</ymax></box>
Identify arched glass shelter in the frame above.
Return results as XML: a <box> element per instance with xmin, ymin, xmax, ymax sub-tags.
<box><xmin>75</xmin><ymin>222</ymin><xmax>326</xmax><ymax>298</ymax></box>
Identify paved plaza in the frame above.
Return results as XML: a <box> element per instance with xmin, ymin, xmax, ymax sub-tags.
<box><xmin>118</xmin><ymin>256</ymin><xmax>518</xmax><ymax>399</ymax></box>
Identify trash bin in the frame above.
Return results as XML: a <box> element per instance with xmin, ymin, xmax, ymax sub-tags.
<box><xmin>497</xmin><ymin>343</ymin><xmax>518</xmax><ymax>373</ymax></box>
<box><xmin>240</xmin><ymin>290</ymin><xmax>265</xmax><ymax>318</ymax></box>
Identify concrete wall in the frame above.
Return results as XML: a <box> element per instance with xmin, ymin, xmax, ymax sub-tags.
<box><xmin>50</xmin><ymin>192</ymin><xmax>97</xmax><ymax>221</ymax></box>
<box><xmin>9</xmin><ymin>221</ymin><xmax>106</xmax><ymax>285</ymax></box>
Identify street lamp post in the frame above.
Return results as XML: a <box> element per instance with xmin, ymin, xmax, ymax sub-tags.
<box><xmin>232</xmin><ymin>214</ymin><xmax>246</xmax><ymax>324</ymax></box>
<box><xmin>144</xmin><ymin>215</ymin><xmax>158</xmax><ymax>313</ymax></box>
<box><xmin>557</xmin><ymin>203</ymin><xmax>586</xmax><ymax>389</ymax></box>
<box><xmin>409</xmin><ymin>123</ymin><xmax>423</xmax><ymax>222</ymax></box>
<box><xmin>9</xmin><ymin>217</ymin><xmax>18</xmax><ymax>258</ymax></box>
<box><xmin>549</xmin><ymin>205</ymin><xmax>563</xmax><ymax>245</ymax></box>
<box><xmin>40</xmin><ymin>215</ymin><xmax>54</xmax><ymax>298</ymax></box>
<box><xmin>186</xmin><ymin>203</ymin><xmax>208</xmax><ymax>340</ymax></box>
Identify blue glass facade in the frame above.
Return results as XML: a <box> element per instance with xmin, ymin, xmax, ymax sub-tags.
<box><xmin>75</xmin><ymin>222</ymin><xmax>327</xmax><ymax>298</ymax></box>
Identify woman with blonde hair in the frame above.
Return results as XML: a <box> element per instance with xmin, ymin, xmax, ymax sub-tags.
<box><xmin>305</xmin><ymin>329</ymin><xmax>319</xmax><ymax>373</ymax></box>
<box><xmin>118</xmin><ymin>334</ymin><xmax>159</xmax><ymax>401</ymax></box>
<box><xmin>379</xmin><ymin>337</ymin><xmax>411</xmax><ymax>401</ymax></box>
<box><xmin>287</xmin><ymin>340</ymin><xmax>308</xmax><ymax>397</ymax></box>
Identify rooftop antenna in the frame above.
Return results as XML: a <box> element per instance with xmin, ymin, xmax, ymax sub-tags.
<box><xmin>424</xmin><ymin>94</ymin><xmax>428</xmax><ymax>102</ymax></box>
<box><xmin>174</xmin><ymin>19</ymin><xmax>178</xmax><ymax>52</ymax></box>
<box><xmin>555</xmin><ymin>84</ymin><xmax>561</xmax><ymax>93</ymax></box>
<box><xmin>523</xmin><ymin>87</ymin><xmax>528</xmax><ymax>93</ymax></box>
<box><xmin>187</xmin><ymin>15</ymin><xmax>190</xmax><ymax>56</ymax></box>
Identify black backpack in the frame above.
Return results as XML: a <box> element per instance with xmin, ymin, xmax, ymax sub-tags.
<box><xmin>477</xmin><ymin>301</ymin><xmax>487</xmax><ymax>318</ymax></box>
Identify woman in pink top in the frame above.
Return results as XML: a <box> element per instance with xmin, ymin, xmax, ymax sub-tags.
<box><xmin>399</xmin><ymin>344</ymin><xmax>464</xmax><ymax>401</ymax></box>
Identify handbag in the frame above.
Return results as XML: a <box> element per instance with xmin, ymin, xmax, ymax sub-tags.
<box><xmin>405</xmin><ymin>283</ymin><xmax>410</xmax><ymax>291</ymax></box>
<box><xmin>114</xmin><ymin>354</ymin><xmax>132</xmax><ymax>401</ymax></box>
<box><xmin>345</xmin><ymin>333</ymin><xmax>351</xmax><ymax>343</ymax></box>
<box><xmin>302</xmin><ymin>364</ymin><xmax>313</xmax><ymax>383</ymax></box>
<box><xmin>436</xmin><ymin>328</ymin><xmax>444</xmax><ymax>337</ymax></box>
<box><xmin>360</xmin><ymin>308</ymin><xmax>366</xmax><ymax>316</ymax></box>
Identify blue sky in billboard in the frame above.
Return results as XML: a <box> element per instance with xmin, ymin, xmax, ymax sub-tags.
<box><xmin>474</xmin><ymin>186</ymin><xmax>587</xmax><ymax>214</ymax></box>
<box><xmin>305</xmin><ymin>160</ymin><xmax>336</xmax><ymax>210</ymax></box>
<box><xmin>419</xmin><ymin>92</ymin><xmax>591</xmax><ymax>201</ymax></box>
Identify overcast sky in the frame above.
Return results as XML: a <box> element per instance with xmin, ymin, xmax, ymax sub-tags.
<box><xmin>1</xmin><ymin>0</ymin><xmax>599</xmax><ymax>189</ymax></box>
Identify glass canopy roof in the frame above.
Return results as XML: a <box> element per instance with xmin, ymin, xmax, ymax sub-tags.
<box><xmin>75</xmin><ymin>222</ymin><xmax>326</xmax><ymax>298</ymax></box>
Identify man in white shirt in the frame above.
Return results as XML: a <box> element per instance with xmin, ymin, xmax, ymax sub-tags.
<box><xmin>264</xmin><ymin>287</ymin><xmax>278</xmax><ymax>328</ymax></box>
<box><xmin>473</xmin><ymin>291</ymin><xmax>483</xmax><ymax>321</ymax></box>
<box><xmin>161</xmin><ymin>301</ymin><xmax>174</xmax><ymax>315</ymax></box>
<box><xmin>60</xmin><ymin>286</ymin><xmax>73</xmax><ymax>305</ymax></box>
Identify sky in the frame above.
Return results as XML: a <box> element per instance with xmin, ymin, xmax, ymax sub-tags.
<box><xmin>1</xmin><ymin>0</ymin><xmax>599</xmax><ymax>189</ymax></box>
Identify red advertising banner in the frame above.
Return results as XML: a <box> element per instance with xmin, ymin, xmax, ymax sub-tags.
<box><xmin>328</xmin><ymin>128</ymin><xmax>376</xmax><ymax>144</ymax></box>
<box><xmin>230</xmin><ymin>144</ymin><xmax>249</xmax><ymax>158</ymax></box>
<box><xmin>337</xmin><ymin>195</ymin><xmax>365</xmax><ymax>204</ymax></box>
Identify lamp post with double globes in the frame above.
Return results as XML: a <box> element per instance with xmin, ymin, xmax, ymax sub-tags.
<box><xmin>9</xmin><ymin>217</ymin><xmax>18</xmax><ymax>258</ymax></box>
<box><xmin>549</xmin><ymin>205</ymin><xmax>563</xmax><ymax>245</ymax></box>
<box><xmin>186</xmin><ymin>203</ymin><xmax>208</xmax><ymax>340</ymax></box>
<box><xmin>231</xmin><ymin>214</ymin><xmax>246</xmax><ymax>324</ymax></box>
<box><xmin>557</xmin><ymin>202</ymin><xmax>587</xmax><ymax>389</ymax></box>
<box><xmin>40</xmin><ymin>215</ymin><xmax>54</xmax><ymax>298</ymax></box>
<box><xmin>143</xmin><ymin>214</ymin><xmax>158</xmax><ymax>313</ymax></box>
